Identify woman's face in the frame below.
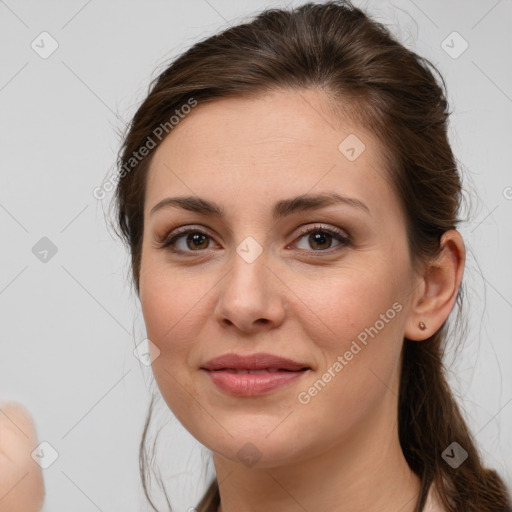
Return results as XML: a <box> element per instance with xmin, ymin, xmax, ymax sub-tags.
<box><xmin>139</xmin><ymin>89</ymin><xmax>419</xmax><ymax>467</ymax></box>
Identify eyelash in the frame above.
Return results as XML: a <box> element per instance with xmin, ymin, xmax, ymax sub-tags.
<box><xmin>156</xmin><ymin>224</ymin><xmax>352</xmax><ymax>256</ymax></box>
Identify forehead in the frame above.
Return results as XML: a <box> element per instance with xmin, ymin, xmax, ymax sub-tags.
<box><xmin>145</xmin><ymin>89</ymin><xmax>397</xmax><ymax>223</ymax></box>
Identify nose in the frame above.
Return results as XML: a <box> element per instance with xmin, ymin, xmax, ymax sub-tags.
<box><xmin>214</xmin><ymin>247</ymin><xmax>286</xmax><ymax>334</ymax></box>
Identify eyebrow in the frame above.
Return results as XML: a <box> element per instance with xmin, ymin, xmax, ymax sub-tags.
<box><xmin>149</xmin><ymin>192</ymin><xmax>371</xmax><ymax>219</ymax></box>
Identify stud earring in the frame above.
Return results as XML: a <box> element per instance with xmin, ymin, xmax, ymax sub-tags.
<box><xmin>419</xmin><ymin>321</ymin><xmax>426</xmax><ymax>330</ymax></box>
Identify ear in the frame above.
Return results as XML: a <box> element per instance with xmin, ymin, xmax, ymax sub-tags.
<box><xmin>404</xmin><ymin>230</ymin><xmax>465</xmax><ymax>341</ymax></box>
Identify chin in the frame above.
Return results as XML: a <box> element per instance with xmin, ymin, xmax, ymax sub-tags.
<box><xmin>195</xmin><ymin>422</ymin><xmax>316</xmax><ymax>469</ymax></box>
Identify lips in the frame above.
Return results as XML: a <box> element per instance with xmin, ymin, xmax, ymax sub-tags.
<box><xmin>200</xmin><ymin>352</ymin><xmax>310</xmax><ymax>372</ymax></box>
<box><xmin>200</xmin><ymin>352</ymin><xmax>311</xmax><ymax>397</ymax></box>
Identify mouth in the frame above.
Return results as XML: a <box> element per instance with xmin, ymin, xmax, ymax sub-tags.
<box><xmin>199</xmin><ymin>352</ymin><xmax>311</xmax><ymax>396</ymax></box>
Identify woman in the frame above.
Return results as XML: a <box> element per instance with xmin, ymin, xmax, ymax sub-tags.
<box><xmin>111</xmin><ymin>1</ymin><xmax>512</xmax><ymax>511</ymax></box>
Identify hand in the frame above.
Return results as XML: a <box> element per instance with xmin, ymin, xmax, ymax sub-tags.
<box><xmin>0</xmin><ymin>402</ymin><xmax>45</xmax><ymax>512</ymax></box>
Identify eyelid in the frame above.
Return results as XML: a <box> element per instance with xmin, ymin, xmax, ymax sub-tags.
<box><xmin>155</xmin><ymin>223</ymin><xmax>352</xmax><ymax>255</ymax></box>
<box><xmin>155</xmin><ymin>224</ymin><xmax>215</xmax><ymax>245</ymax></box>
<box><xmin>293</xmin><ymin>223</ymin><xmax>351</xmax><ymax>243</ymax></box>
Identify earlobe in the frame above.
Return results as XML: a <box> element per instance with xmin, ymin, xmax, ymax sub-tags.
<box><xmin>404</xmin><ymin>230</ymin><xmax>465</xmax><ymax>341</ymax></box>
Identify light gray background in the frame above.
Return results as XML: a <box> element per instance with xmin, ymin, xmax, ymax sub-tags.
<box><xmin>1</xmin><ymin>0</ymin><xmax>511</xmax><ymax>511</ymax></box>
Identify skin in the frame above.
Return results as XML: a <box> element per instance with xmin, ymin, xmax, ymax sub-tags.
<box><xmin>0</xmin><ymin>402</ymin><xmax>45</xmax><ymax>512</ymax></box>
<box><xmin>139</xmin><ymin>89</ymin><xmax>465</xmax><ymax>512</ymax></box>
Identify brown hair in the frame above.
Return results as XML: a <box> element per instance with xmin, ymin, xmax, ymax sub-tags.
<box><xmin>110</xmin><ymin>1</ymin><xmax>512</xmax><ymax>511</ymax></box>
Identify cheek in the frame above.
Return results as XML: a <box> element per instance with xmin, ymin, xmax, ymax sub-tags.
<box><xmin>294</xmin><ymin>266</ymin><xmax>405</xmax><ymax>409</ymax></box>
<box><xmin>139</xmin><ymin>257</ymin><xmax>217</xmax><ymax>371</ymax></box>
<box><xmin>294</xmin><ymin>263</ymin><xmax>404</xmax><ymax>353</ymax></box>
<box><xmin>139</xmin><ymin>264</ymin><xmax>213</xmax><ymax>434</ymax></box>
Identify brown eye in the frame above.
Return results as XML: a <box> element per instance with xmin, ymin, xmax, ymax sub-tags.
<box><xmin>158</xmin><ymin>228</ymin><xmax>215</xmax><ymax>253</ymax></box>
<box><xmin>306</xmin><ymin>231</ymin><xmax>333</xmax><ymax>250</ymax></box>
<box><xmin>184</xmin><ymin>232</ymin><xmax>210</xmax><ymax>251</ymax></box>
<box><xmin>293</xmin><ymin>225</ymin><xmax>352</xmax><ymax>253</ymax></box>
